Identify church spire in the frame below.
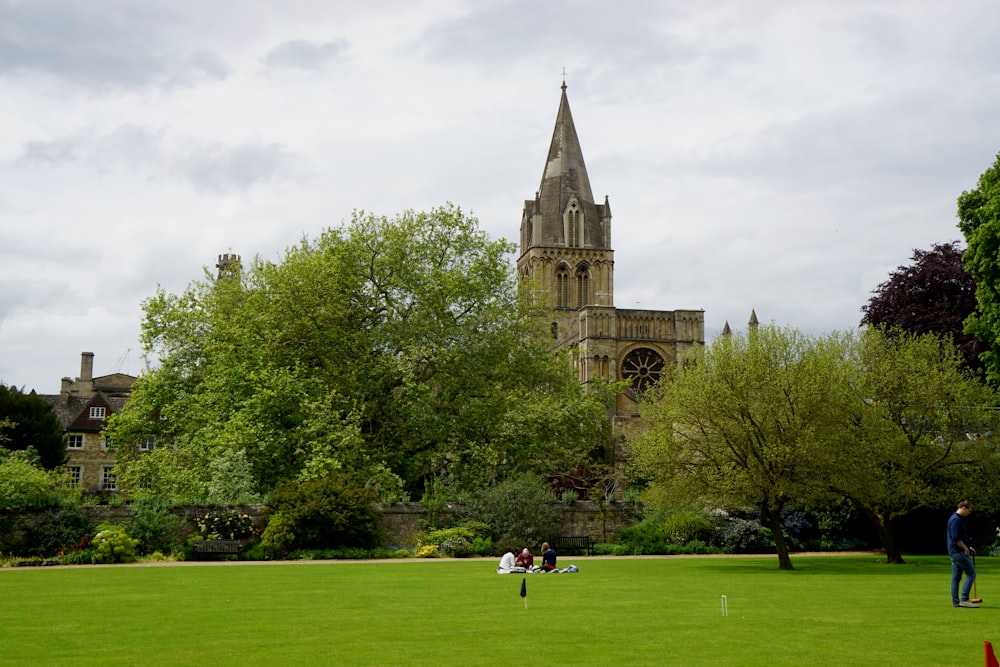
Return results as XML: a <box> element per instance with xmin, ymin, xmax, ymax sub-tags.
<box><xmin>521</xmin><ymin>81</ymin><xmax>610</xmax><ymax>252</ymax></box>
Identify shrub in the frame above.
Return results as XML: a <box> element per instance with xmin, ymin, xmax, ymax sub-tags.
<box><xmin>414</xmin><ymin>544</ymin><xmax>439</xmax><ymax>558</ymax></box>
<box><xmin>128</xmin><ymin>497</ymin><xmax>184</xmax><ymax>555</ymax></box>
<box><xmin>25</xmin><ymin>506</ymin><xmax>93</xmax><ymax>558</ymax></box>
<box><xmin>439</xmin><ymin>536</ymin><xmax>473</xmax><ymax>557</ymax></box>
<box><xmin>717</xmin><ymin>517</ymin><xmax>772</xmax><ymax>554</ymax></box>
<box><xmin>455</xmin><ymin>473</ymin><xmax>558</xmax><ymax>554</ymax></box>
<box><xmin>192</xmin><ymin>508</ymin><xmax>258</xmax><ymax>541</ymax></box>
<box><xmin>0</xmin><ymin>459</ymin><xmax>61</xmax><ymax>511</ymax></box>
<box><xmin>91</xmin><ymin>524</ymin><xmax>140</xmax><ymax>564</ymax></box>
<box><xmin>262</xmin><ymin>472</ymin><xmax>382</xmax><ymax>557</ymax></box>
<box><xmin>660</xmin><ymin>511</ymin><xmax>717</xmax><ymax>544</ymax></box>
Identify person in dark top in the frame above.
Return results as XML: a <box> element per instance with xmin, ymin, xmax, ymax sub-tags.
<box><xmin>541</xmin><ymin>542</ymin><xmax>557</xmax><ymax>572</ymax></box>
<box><xmin>947</xmin><ymin>500</ymin><xmax>979</xmax><ymax>608</ymax></box>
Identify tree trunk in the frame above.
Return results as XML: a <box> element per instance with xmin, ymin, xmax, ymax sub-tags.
<box><xmin>861</xmin><ymin>506</ymin><xmax>905</xmax><ymax>564</ymax></box>
<box><xmin>761</xmin><ymin>499</ymin><xmax>794</xmax><ymax>570</ymax></box>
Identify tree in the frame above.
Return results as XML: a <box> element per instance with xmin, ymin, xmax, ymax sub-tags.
<box><xmin>107</xmin><ymin>205</ymin><xmax>611</xmax><ymax>502</ymax></box>
<box><xmin>0</xmin><ymin>384</ymin><xmax>66</xmax><ymax>469</ymax></box>
<box><xmin>958</xmin><ymin>152</ymin><xmax>1000</xmax><ymax>385</ymax></box>
<box><xmin>628</xmin><ymin>326</ymin><xmax>851</xmax><ymax>570</ymax></box>
<box><xmin>861</xmin><ymin>242</ymin><xmax>984</xmax><ymax>376</ymax></box>
<box><xmin>830</xmin><ymin>327</ymin><xmax>998</xmax><ymax>563</ymax></box>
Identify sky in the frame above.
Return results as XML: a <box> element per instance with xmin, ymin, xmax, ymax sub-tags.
<box><xmin>3</xmin><ymin>0</ymin><xmax>1000</xmax><ymax>394</ymax></box>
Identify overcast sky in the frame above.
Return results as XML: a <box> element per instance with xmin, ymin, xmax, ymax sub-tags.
<box><xmin>3</xmin><ymin>0</ymin><xmax>999</xmax><ymax>393</ymax></box>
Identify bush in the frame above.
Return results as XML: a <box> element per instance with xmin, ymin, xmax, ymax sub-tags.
<box><xmin>616</xmin><ymin>510</ymin><xmax>722</xmax><ymax>555</ymax></box>
<box><xmin>439</xmin><ymin>536</ymin><xmax>473</xmax><ymax>557</ymax></box>
<box><xmin>25</xmin><ymin>506</ymin><xmax>93</xmax><ymax>558</ymax></box>
<box><xmin>717</xmin><ymin>517</ymin><xmax>772</xmax><ymax>554</ymax></box>
<box><xmin>192</xmin><ymin>508</ymin><xmax>258</xmax><ymax>541</ymax></box>
<box><xmin>0</xmin><ymin>459</ymin><xmax>61</xmax><ymax>511</ymax></box>
<box><xmin>261</xmin><ymin>472</ymin><xmax>382</xmax><ymax>557</ymax></box>
<box><xmin>455</xmin><ymin>473</ymin><xmax>558</xmax><ymax>554</ymax></box>
<box><xmin>91</xmin><ymin>524</ymin><xmax>140</xmax><ymax>564</ymax></box>
<box><xmin>128</xmin><ymin>497</ymin><xmax>184</xmax><ymax>555</ymax></box>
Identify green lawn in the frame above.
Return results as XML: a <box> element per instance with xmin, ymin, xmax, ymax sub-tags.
<box><xmin>0</xmin><ymin>555</ymin><xmax>995</xmax><ymax>666</ymax></box>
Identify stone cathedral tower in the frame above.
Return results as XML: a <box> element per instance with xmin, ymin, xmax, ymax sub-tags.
<box><xmin>517</xmin><ymin>81</ymin><xmax>705</xmax><ymax>434</ymax></box>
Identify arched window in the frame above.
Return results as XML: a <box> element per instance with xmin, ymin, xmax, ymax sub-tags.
<box><xmin>556</xmin><ymin>265</ymin><xmax>570</xmax><ymax>308</ymax></box>
<box><xmin>565</xmin><ymin>201</ymin><xmax>582</xmax><ymax>248</ymax></box>
<box><xmin>576</xmin><ymin>264</ymin><xmax>590</xmax><ymax>307</ymax></box>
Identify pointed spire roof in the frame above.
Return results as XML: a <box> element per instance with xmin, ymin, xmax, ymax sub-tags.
<box><xmin>524</xmin><ymin>82</ymin><xmax>609</xmax><ymax>250</ymax></box>
<box><xmin>539</xmin><ymin>81</ymin><xmax>596</xmax><ymax>208</ymax></box>
<box><xmin>748</xmin><ymin>309</ymin><xmax>759</xmax><ymax>330</ymax></box>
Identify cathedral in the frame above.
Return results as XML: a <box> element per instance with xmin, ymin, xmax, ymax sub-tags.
<box><xmin>517</xmin><ymin>82</ymin><xmax>705</xmax><ymax>436</ymax></box>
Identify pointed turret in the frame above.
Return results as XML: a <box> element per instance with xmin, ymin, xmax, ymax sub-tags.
<box><xmin>748</xmin><ymin>309</ymin><xmax>759</xmax><ymax>331</ymax></box>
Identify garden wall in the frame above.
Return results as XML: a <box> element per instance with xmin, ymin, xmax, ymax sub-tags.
<box><xmin>69</xmin><ymin>501</ymin><xmax>636</xmax><ymax>547</ymax></box>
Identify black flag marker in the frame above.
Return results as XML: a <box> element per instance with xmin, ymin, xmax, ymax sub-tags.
<box><xmin>520</xmin><ymin>577</ymin><xmax>527</xmax><ymax>598</ymax></box>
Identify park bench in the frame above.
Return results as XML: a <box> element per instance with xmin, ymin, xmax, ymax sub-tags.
<box><xmin>552</xmin><ymin>536</ymin><xmax>594</xmax><ymax>556</ymax></box>
<box><xmin>192</xmin><ymin>539</ymin><xmax>243</xmax><ymax>560</ymax></box>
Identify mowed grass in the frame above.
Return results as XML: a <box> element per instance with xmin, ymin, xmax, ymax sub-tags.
<box><xmin>0</xmin><ymin>555</ymin><xmax>996</xmax><ymax>666</ymax></box>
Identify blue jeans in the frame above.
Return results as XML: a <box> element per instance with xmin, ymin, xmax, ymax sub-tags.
<box><xmin>951</xmin><ymin>553</ymin><xmax>977</xmax><ymax>604</ymax></box>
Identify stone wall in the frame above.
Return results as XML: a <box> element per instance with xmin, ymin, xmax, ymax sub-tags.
<box><xmin>68</xmin><ymin>501</ymin><xmax>636</xmax><ymax>547</ymax></box>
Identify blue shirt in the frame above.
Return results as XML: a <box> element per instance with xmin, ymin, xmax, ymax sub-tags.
<box><xmin>947</xmin><ymin>512</ymin><xmax>971</xmax><ymax>556</ymax></box>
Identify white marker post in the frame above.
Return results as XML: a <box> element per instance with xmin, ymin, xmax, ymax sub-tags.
<box><xmin>721</xmin><ymin>595</ymin><xmax>728</xmax><ymax>617</ymax></box>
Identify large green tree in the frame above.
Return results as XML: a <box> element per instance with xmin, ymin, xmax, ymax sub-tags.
<box><xmin>628</xmin><ymin>326</ymin><xmax>851</xmax><ymax>570</ymax></box>
<box><xmin>0</xmin><ymin>384</ymin><xmax>66</xmax><ymax>470</ymax></box>
<box><xmin>107</xmin><ymin>205</ymin><xmax>612</xmax><ymax>502</ymax></box>
<box><xmin>958</xmin><ymin>151</ymin><xmax>1000</xmax><ymax>385</ymax></box>
<box><xmin>830</xmin><ymin>326</ymin><xmax>998</xmax><ymax>564</ymax></box>
<box><xmin>861</xmin><ymin>242</ymin><xmax>984</xmax><ymax>376</ymax></box>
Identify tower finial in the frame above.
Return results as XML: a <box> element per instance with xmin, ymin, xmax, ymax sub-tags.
<box><xmin>561</xmin><ymin>67</ymin><xmax>567</xmax><ymax>91</ymax></box>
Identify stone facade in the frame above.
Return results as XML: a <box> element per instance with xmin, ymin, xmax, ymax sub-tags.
<box><xmin>39</xmin><ymin>352</ymin><xmax>138</xmax><ymax>492</ymax></box>
<box><xmin>518</xmin><ymin>82</ymin><xmax>705</xmax><ymax>443</ymax></box>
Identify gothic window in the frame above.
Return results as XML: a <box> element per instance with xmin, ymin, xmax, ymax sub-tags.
<box><xmin>576</xmin><ymin>265</ymin><xmax>590</xmax><ymax>307</ymax></box>
<box><xmin>621</xmin><ymin>347</ymin><xmax>666</xmax><ymax>393</ymax></box>
<box><xmin>565</xmin><ymin>201</ymin><xmax>582</xmax><ymax>248</ymax></box>
<box><xmin>556</xmin><ymin>265</ymin><xmax>570</xmax><ymax>308</ymax></box>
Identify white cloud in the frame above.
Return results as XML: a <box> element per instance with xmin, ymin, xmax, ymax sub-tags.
<box><xmin>3</xmin><ymin>0</ymin><xmax>1000</xmax><ymax>392</ymax></box>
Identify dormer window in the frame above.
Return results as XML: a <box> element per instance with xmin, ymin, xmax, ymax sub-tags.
<box><xmin>89</xmin><ymin>406</ymin><xmax>106</xmax><ymax>420</ymax></box>
<box><xmin>565</xmin><ymin>200</ymin><xmax>582</xmax><ymax>248</ymax></box>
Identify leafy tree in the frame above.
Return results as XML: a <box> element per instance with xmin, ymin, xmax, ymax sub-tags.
<box><xmin>107</xmin><ymin>205</ymin><xmax>610</xmax><ymax>501</ymax></box>
<box><xmin>628</xmin><ymin>326</ymin><xmax>851</xmax><ymax>570</ymax></box>
<box><xmin>0</xmin><ymin>384</ymin><xmax>66</xmax><ymax>469</ymax></box>
<box><xmin>861</xmin><ymin>242</ymin><xmax>984</xmax><ymax>376</ymax></box>
<box><xmin>958</xmin><ymin>152</ymin><xmax>1000</xmax><ymax>385</ymax></box>
<box><xmin>829</xmin><ymin>326</ymin><xmax>999</xmax><ymax>563</ymax></box>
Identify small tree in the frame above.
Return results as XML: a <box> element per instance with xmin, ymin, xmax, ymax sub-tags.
<box><xmin>628</xmin><ymin>326</ymin><xmax>852</xmax><ymax>570</ymax></box>
<box><xmin>0</xmin><ymin>384</ymin><xmax>66</xmax><ymax>469</ymax></box>
<box><xmin>861</xmin><ymin>242</ymin><xmax>984</xmax><ymax>376</ymax></box>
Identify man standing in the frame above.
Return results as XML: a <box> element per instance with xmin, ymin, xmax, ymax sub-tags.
<box><xmin>947</xmin><ymin>500</ymin><xmax>980</xmax><ymax>608</ymax></box>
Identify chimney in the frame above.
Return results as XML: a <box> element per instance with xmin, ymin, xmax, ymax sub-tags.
<box><xmin>81</xmin><ymin>352</ymin><xmax>94</xmax><ymax>382</ymax></box>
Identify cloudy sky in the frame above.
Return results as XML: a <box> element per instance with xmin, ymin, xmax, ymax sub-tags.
<box><xmin>3</xmin><ymin>0</ymin><xmax>999</xmax><ymax>393</ymax></box>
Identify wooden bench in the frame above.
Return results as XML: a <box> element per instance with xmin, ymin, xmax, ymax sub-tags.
<box><xmin>552</xmin><ymin>536</ymin><xmax>594</xmax><ymax>556</ymax></box>
<box><xmin>192</xmin><ymin>539</ymin><xmax>243</xmax><ymax>560</ymax></box>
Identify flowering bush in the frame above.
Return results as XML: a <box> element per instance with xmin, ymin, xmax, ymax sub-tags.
<box><xmin>91</xmin><ymin>524</ymin><xmax>139</xmax><ymax>564</ymax></box>
<box><xmin>414</xmin><ymin>544</ymin><xmax>440</xmax><ymax>558</ymax></box>
<box><xmin>194</xmin><ymin>509</ymin><xmax>258</xmax><ymax>541</ymax></box>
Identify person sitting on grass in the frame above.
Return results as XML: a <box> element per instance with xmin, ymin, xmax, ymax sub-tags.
<box><xmin>497</xmin><ymin>550</ymin><xmax>516</xmax><ymax>573</ymax></box>
<box><xmin>515</xmin><ymin>547</ymin><xmax>534</xmax><ymax>570</ymax></box>
<box><xmin>541</xmin><ymin>542</ymin><xmax>557</xmax><ymax>572</ymax></box>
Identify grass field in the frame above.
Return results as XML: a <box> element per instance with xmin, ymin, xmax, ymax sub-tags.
<box><xmin>0</xmin><ymin>554</ymin><xmax>996</xmax><ymax>666</ymax></box>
